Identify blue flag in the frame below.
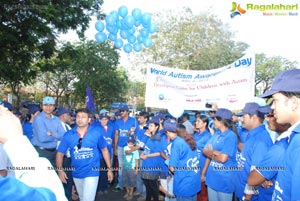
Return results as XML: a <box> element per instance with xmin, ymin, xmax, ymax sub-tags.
<box><xmin>85</xmin><ymin>87</ymin><xmax>96</xmax><ymax>112</ymax></box>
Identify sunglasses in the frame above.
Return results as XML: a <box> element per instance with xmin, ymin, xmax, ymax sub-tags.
<box><xmin>266</xmin><ymin>114</ymin><xmax>274</xmax><ymax>118</ymax></box>
<box><xmin>77</xmin><ymin>138</ymin><xmax>83</xmax><ymax>149</ymax></box>
<box><xmin>120</xmin><ymin>110</ymin><xmax>127</xmax><ymax>112</ymax></box>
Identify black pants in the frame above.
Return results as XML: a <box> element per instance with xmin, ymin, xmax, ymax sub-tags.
<box><xmin>63</xmin><ymin>157</ymin><xmax>74</xmax><ymax>201</ymax></box>
<box><xmin>34</xmin><ymin>146</ymin><xmax>56</xmax><ymax>168</ymax></box>
<box><xmin>142</xmin><ymin>178</ymin><xmax>159</xmax><ymax>201</ymax></box>
<box><xmin>97</xmin><ymin>159</ymin><xmax>108</xmax><ymax>191</ymax></box>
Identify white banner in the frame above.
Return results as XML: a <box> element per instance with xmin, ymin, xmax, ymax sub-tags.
<box><xmin>145</xmin><ymin>54</ymin><xmax>255</xmax><ymax>111</ymax></box>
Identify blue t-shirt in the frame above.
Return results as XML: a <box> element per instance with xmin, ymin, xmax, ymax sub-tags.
<box><xmin>205</xmin><ymin>129</ymin><xmax>238</xmax><ymax>193</ymax></box>
<box><xmin>1</xmin><ymin>176</ymin><xmax>56</xmax><ymax>201</ymax></box>
<box><xmin>194</xmin><ymin>130</ymin><xmax>211</xmax><ymax>168</ymax></box>
<box><xmin>57</xmin><ymin>126</ymin><xmax>107</xmax><ymax>178</ymax></box>
<box><xmin>115</xmin><ymin>117</ymin><xmax>138</xmax><ymax>147</ymax></box>
<box><xmin>136</xmin><ymin>126</ymin><xmax>149</xmax><ymax>150</ymax></box>
<box><xmin>273</xmin><ymin>125</ymin><xmax>300</xmax><ymax>201</ymax></box>
<box><xmin>234</xmin><ymin>125</ymin><xmax>273</xmax><ymax>199</ymax></box>
<box><xmin>142</xmin><ymin>134</ymin><xmax>163</xmax><ymax>174</ymax></box>
<box><xmin>255</xmin><ymin>137</ymin><xmax>289</xmax><ymax>201</ymax></box>
<box><xmin>169</xmin><ymin>136</ymin><xmax>201</xmax><ymax>197</ymax></box>
<box><xmin>22</xmin><ymin>121</ymin><xmax>34</xmax><ymax>141</ymax></box>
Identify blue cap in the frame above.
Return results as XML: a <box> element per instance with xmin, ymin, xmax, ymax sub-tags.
<box><xmin>259</xmin><ymin>69</ymin><xmax>300</xmax><ymax>98</ymax></box>
<box><xmin>43</xmin><ymin>96</ymin><xmax>55</xmax><ymax>105</ymax></box>
<box><xmin>100</xmin><ymin>113</ymin><xmax>109</xmax><ymax>119</ymax></box>
<box><xmin>119</xmin><ymin>105</ymin><xmax>129</xmax><ymax>111</ymax></box>
<box><xmin>214</xmin><ymin>108</ymin><xmax>233</xmax><ymax>120</ymax></box>
<box><xmin>28</xmin><ymin>105</ymin><xmax>41</xmax><ymax>115</ymax></box>
<box><xmin>238</xmin><ymin>102</ymin><xmax>271</xmax><ymax>117</ymax></box>
<box><xmin>163</xmin><ymin>119</ymin><xmax>178</xmax><ymax>132</ymax></box>
<box><xmin>99</xmin><ymin>108</ymin><xmax>109</xmax><ymax>114</ymax></box>
<box><xmin>56</xmin><ymin>107</ymin><xmax>70</xmax><ymax>116</ymax></box>
<box><xmin>155</xmin><ymin>112</ymin><xmax>166</xmax><ymax>120</ymax></box>
<box><xmin>14</xmin><ymin>111</ymin><xmax>22</xmax><ymax>116</ymax></box>
<box><xmin>128</xmin><ymin>136</ymin><xmax>136</xmax><ymax>144</ymax></box>
<box><xmin>2</xmin><ymin>101</ymin><xmax>14</xmax><ymax>111</ymax></box>
<box><xmin>115</xmin><ymin>111</ymin><xmax>121</xmax><ymax>116</ymax></box>
<box><xmin>148</xmin><ymin>116</ymin><xmax>160</xmax><ymax>124</ymax></box>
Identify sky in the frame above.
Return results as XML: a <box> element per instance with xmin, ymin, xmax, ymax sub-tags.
<box><xmin>60</xmin><ymin>0</ymin><xmax>300</xmax><ymax>66</ymax></box>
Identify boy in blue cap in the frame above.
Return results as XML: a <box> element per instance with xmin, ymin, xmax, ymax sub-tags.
<box><xmin>257</xmin><ymin>69</ymin><xmax>300</xmax><ymax>201</ymax></box>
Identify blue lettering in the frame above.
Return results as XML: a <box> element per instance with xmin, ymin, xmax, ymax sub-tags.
<box><xmin>150</xmin><ymin>67</ymin><xmax>167</xmax><ymax>75</ymax></box>
<box><xmin>234</xmin><ymin>57</ymin><xmax>252</xmax><ymax>67</ymax></box>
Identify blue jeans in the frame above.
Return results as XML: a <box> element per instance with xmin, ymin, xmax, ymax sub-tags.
<box><xmin>136</xmin><ymin>159</ymin><xmax>146</xmax><ymax>196</ymax></box>
<box><xmin>73</xmin><ymin>176</ymin><xmax>99</xmax><ymax>201</ymax></box>
<box><xmin>207</xmin><ymin>187</ymin><xmax>233</xmax><ymax>201</ymax></box>
<box><xmin>176</xmin><ymin>195</ymin><xmax>196</xmax><ymax>201</ymax></box>
<box><xmin>117</xmin><ymin>146</ymin><xmax>124</xmax><ymax>188</ymax></box>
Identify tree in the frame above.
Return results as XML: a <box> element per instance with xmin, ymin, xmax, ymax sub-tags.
<box><xmin>127</xmin><ymin>81</ymin><xmax>146</xmax><ymax>110</ymax></box>
<box><xmin>72</xmin><ymin>41</ymin><xmax>129</xmax><ymax>109</ymax></box>
<box><xmin>0</xmin><ymin>0</ymin><xmax>104</xmax><ymax>107</ymax></box>
<box><xmin>255</xmin><ymin>53</ymin><xmax>298</xmax><ymax>95</ymax></box>
<box><xmin>36</xmin><ymin>40</ymin><xmax>129</xmax><ymax>109</ymax></box>
<box><xmin>129</xmin><ymin>8</ymin><xmax>249</xmax><ymax>73</ymax></box>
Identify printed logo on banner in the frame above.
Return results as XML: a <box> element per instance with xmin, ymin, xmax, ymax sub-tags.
<box><xmin>230</xmin><ymin>2</ymin><xmax>246</xmax><ymax>18</ymax></box>
<box><xmin>158</xmin><ymin>94</ymin><xmax>164</xmax><ymax>100</ymax></box>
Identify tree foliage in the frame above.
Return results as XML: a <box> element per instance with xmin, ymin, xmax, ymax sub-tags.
<box><xmin>255</xmin><ymin>53</ymin><xmax>298</xmax><ymax>94</ymax></box>
<box><xmin>0</xmin><ymin>0</ymin><xmax>104</xmax><ymax>106</ymax></box>
<box><xmin>36</xmin><ymin>41</ymin><xmax>129</xmax><ymax>109</ymax></box>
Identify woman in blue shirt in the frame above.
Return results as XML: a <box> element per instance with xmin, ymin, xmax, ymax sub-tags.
<box><xmin>164</xmin><ymin>119</ymin><xmax>201</xmax><ymax>201</ymax></box>
<box><xmin>194</xmin><ymin>115</ymin><xmax>211</xmax><ymax>201</ymax></box>
<box><xmin>140</xmin><ymin>117</ymin><xmax>163</xmax><ymax>201</ymax></box>
<box><xmin>202</xmin><ymin>108</ymin><xmax>238</xmax><ymax>201</ymax></box>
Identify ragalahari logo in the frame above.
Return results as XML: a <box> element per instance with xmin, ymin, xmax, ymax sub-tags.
<box><xmin>230</xmin><ymin>2</ymin><xmax>246</xmax><ymax>18</ymax></box>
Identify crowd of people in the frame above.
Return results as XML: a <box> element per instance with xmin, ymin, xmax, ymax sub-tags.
<box><xmin>1</xmin><ymin>68</ymin><xmax>300</xmax><ymax>201</ymax></box>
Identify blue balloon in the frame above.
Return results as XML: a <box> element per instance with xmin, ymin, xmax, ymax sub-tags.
<box><xmin>133</xmin><ymin>43</ymin><xmax>142</xmax><ymax>52</ymax></box>
<box><xmin>128</xmin><ymin>27</ymin><xmax>136</xmax><ymax>35</ymax></box>
<box><xmin>149</xmin><ymin>23</ymin><xmax>158</xmax><ymax>33</ymax></box>
<box><xmin>95</xmin><ymin>32</ymin><xmax>107</xmax><ymax>43</ymax></box>
<box><xmin>106</xmin><ymin>15</ymin><xmax>116</xmax><ymax>26</ymax></box>
<box><xmin>120</xmin><ymin>30</ymin><xmax>129</xmax><ymax>39</ymax></box>
<box><xmin>109</xmin><ymin>11</ymin><xmax>119</xmax><ymax>20</ymax></box>
<box><xmin>118</xmin><ymin>6</ymin><xmax>128</xmax><ymax>18</ymax></box>
<box><xmin>128</xmin><ymin>35</ymin><xmax>136</xmax><ymax>44</ymax></box>
<box><xmin>114</xmin><ymin>38</ymin><xmax>123</xmax><ymax>49</ymax></box>
<box><xmin>125</xmin><ymin>15</ymin><xmax>135</xmax><ymax>28</ymax></box>
<box><xmin>116</xmin><ymin>20</ymin><xmax>122</xmax><ymax>29</ymax></box>
<box><xmin>143</xmin><ymin>37</ymin><xmax>153</xmax><ymax>48</ymax></box>
<box><xmin>137</xmin><ymin>34</ymin><xmax>144</xmax><ymax>43</ymax></box>
<box><xmin>120</xmin><ymin>19</ymin><xmax>129</xmax><ymax>30</ymax></box>
<box><xmin>142</xmin><ymin>13</ymin><xmax>151</xmax><ymax>25</ymax></box>
<box><xmin>132</xmin><ymin>8</ymin><xmax>142</xmax><ymax>20</ymax></box>
<box><xmin>140</xmin><ymin>28</ymin><xmax>149</xmax><ymax>37</ymax></box>
<box><xmin>95</xmin><ymin>21</ymin><xmax>104</xmax><ymax>32</ymax></box>
<box><xmin>123</xmin><ymin>43</ymin><xmax>133</xmax><ymax>53</ymax></box>
<box><xmin>134</xmin><ymin>20</ymin><xmax>141</xmax><ymax>27</ymax></box>
<box><xmin>108</xmin><ymin>33</ymin><xmax>117</xmax><ymax>41</ymax></box>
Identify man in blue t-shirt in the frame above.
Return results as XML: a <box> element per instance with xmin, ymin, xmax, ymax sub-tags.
<box><xmin>257</xmin><ymin>69</ymin><xmax>300</xmax><ymax>201</ymax></box>
<box><xmin>234</xmin><ymin>102</ymin><xmax>273</xmax><ymax>201</ymax></box>
<box><xmin>113</xmin><ymin>105</ymin><xmax>138</xmax><ymax>191</ymax></box>
<box><xmin>56</xmin><ymin>108</ymin><xmax>113</xmax><ymax>201</ymax></box>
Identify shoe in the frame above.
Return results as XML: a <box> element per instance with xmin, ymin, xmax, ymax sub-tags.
<box><xmin>133</xmin><ymin>192</ymin><xmax>141</xmax><ymax>196</ymax></box>
<box><xmin>123</xmin><ymin>193</ymin><xmax>129</xmax><ymax>199</ymax></box>
<box><xmin>126</xmin><ymin>195</ymin><xmax>133</xmax><ymax>201</ymax></box>
<box><xmin>112</xmin><ymin>187</ymin><xmax>122</xmax><ymax>192</ymax></box>
<box><xmin>137</xmin><ymin>196</ymin><xmax>146</xmax><ymax>201</ymax></box>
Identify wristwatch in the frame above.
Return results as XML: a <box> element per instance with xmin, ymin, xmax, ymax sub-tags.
<box><xmin>242</xmin><ymin>196</ymin><xmax>250</xmax><ymax>201</ymax></box>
